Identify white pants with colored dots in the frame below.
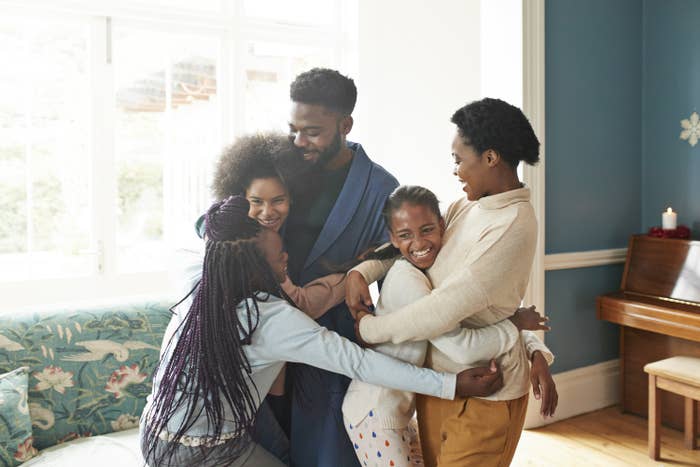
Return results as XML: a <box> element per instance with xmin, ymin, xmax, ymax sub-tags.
<box><xmin>344</xmin><ymin>409</ymin><xmax>424</xmax><ymax>467</ymax></box>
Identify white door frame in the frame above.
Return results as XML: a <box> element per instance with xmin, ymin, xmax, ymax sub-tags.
<box><xmin>521</xmin><ymin>0</ymin><xmax>549</xmax><ymax>429</ymax></box>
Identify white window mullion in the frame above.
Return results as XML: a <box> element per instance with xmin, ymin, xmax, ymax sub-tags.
<box><xmin>231</xmin><ymin>0</ymin><xmax>246</xmax><ymax>138</ymax></box>
<box><xmin>90</xmin><ymin>15</ymin><xmax>117</xmax><ymax>276</ymax></box>
<box><xmin>24</xmin><ymin>79</ymin><xmax>34</xmax><ymax>254</ymax></box>
<box><xmin>20</xmin><ymin>23</ymin><xmax>35</xmax><ymax>255</ymax></box>
<box><xmin>221</xmin><ymin>24</ymin><xmax>235</xmax><ymax>145</ymax></box>
<box><xmin>163</xmin><ymin>51</ymin><xmax>173</xmax><ymax>246</ymax></box>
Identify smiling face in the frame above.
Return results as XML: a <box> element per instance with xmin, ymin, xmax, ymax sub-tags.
<box><xmin>256</xmin><ymin>228</ymin><xmax>288</xmax><ymax>283</ymax></box>
<box><xmin>452</xmin><ymin>131</ymin><xmax>491</xmax><ymax>201</ymax></box>
<box><xmin>288</xmin><ymin>102</ymin><xmax>347</xmax><ymax>167</ymax></box>
<box><xmin>389</xmin><ymin>202</ymin><xmax>445</xmax><ymax>270</ymax></box>
<box><xmin>245</xmin><ymin>177</ymin><xmax>290</xmax><ymax>232</ymax></box>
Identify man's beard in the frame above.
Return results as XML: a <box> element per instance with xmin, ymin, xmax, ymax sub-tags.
<box><xmin>277</xmin><ymin>127</ymin><xmax>344</xmax><ymax>199</ymax></box>
<box><xmin>316</xmin><ymin>128</ymin><xmax>343</xmax><ymax>168</ymax></box>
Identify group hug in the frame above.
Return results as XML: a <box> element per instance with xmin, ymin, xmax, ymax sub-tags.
<box><xmin>138</xmin><ymin>68</ymin><xmax>559</xmax><ymax>467</ymax></box>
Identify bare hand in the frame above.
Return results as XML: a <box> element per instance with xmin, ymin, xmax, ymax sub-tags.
<box><xmin>353</xmin><ymin>311</ymin><xmax>373</xmax><ymax>348</ymax></box>
<box><xmin>346</xmin><ymin>270</ymin><xmax>373</xmax><ymax>319</ymax></box>
<box><xmin>530</xmin><ymin>351</ymin><xmax>558</xmax><ymax>417</ymax></box>
<box><xmin>509</xmin><ymin>305</ymin><xmax>550</xmax><ymax>332</ymax></box>
<box><xmin>455</xmin><ymin>360</ymin><xmax>504</xmax><ymax>397</ymax></box>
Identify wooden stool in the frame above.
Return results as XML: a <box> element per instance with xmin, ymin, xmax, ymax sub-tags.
<box><xmin>644</xmin><ymin>356</ymin><xmax>700</xmax><ymax>460</ymax></box>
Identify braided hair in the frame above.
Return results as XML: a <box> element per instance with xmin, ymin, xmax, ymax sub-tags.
<box><xmin>142</xmin><ymin>196</ymin><xmax>293</xmax><ymax>465</ymax></box>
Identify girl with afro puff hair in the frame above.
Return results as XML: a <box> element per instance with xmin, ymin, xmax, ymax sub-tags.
<box><xmin>205</xmin><ymin>134</ymin><xmax>347</xmax><ymax>323</ymax></box>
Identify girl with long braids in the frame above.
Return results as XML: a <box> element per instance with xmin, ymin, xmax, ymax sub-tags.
<box><xmin>140</xmin><ymin>195</ymin><xmax>504</xmax><ymax>467</ymax></box>
<box><xmin>204</xmin><ymin>133</ymin><xmax>348</xmax><ymax>435</ymax></box>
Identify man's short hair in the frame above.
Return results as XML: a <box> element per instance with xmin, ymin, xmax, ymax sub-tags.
<box><xmin>290</xmin><ymin>68</ymin><xmax>357</xmax><ymax>115</ymax></box>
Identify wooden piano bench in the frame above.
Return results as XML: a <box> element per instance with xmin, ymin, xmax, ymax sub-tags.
<box><xmin>644</xmin><ymin>356</ymin><xmax>700</xmax><ymax>460</ymax></box>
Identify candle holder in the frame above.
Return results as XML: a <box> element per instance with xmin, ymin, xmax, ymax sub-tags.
<box><xmin>648</xmin><ymin>225</ymin><xmax>691</xmax><ymax>239</ymax></box>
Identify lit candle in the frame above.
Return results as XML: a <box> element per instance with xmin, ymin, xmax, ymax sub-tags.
<box><xmin>662</xmin><ymin>207</ymin><xmax>677</xmax><ymax>230</ymax></box>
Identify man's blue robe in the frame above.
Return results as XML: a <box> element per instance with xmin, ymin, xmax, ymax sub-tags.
<box><xmin>286</xmin><ymin>142</ymin><xmax>398</xmax><ymax>467</ymax></box>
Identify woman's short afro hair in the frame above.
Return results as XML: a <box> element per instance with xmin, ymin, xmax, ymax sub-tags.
<box><xmin>211</xmin><ymin>133</ymin><xmax>298</xmax><ymax>200</ymax></box>
<box><xmin>290</xmin><ymin>68</ymin><xmax>357</xmax><ymax>115</ymax></box>
<box><xmin>451</xmin><ymin>98</ymin><xmax>540</xmax><ymax>168</ymax></box>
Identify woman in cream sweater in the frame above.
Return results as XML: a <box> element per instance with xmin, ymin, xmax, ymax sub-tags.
<box><xmin>346</xmin><ymin>98</ymin><xmax>558</xmax><ymax>467</ymax></box>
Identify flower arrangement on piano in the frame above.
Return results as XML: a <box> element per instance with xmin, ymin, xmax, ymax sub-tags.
<box><xmin>648</xmin><ymin>225</ymin><xmax>691</xmax><ymax>239</ymax></box>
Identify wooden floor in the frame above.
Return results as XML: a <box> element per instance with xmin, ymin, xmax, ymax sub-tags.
<box><xmin>512</xmin><ymin>406</ymin><xmax>700</xmax><ymax>466</ymax></box>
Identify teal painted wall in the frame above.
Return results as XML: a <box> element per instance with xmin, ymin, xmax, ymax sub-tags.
<box><xmin>545</xmin><ymin>0</ymin><xmax>700</xmax><ymax>373</ymax></box>
<box><xmin>545</xmin><ymin>266</ymin><xmax>622</xmax><ymax>374</ymax></box>
<box><xmin>641</xmin><ymin>0</ymin><xmax>700</xmax><ymax>235</ymax></box>
<box><xmin>545</xmin><ymin>0</ymin><xmax>642</xmax><ymax>372</ymax></box>
<box><xmin>545</xmin><ymin>0</ymin><xmax>643</xmax><ymax>255</ymax></box>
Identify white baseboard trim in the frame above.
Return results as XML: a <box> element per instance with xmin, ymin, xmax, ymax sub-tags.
<box><xmin>544</xmin><ymin>248</ymin><xmax>627</xmax><ymax>271</ymax></box>
<box><xmin>523</xmin><ymin>359</ymin><xmax>620</xmax><ymax>429</ymax></box>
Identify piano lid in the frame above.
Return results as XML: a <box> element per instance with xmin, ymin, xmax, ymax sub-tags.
<box><xmin>623</xmin><ymin>235</ymin><xmax>700</xmax><ymax>306</ymax></box>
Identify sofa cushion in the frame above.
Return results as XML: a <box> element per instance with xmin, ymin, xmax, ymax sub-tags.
<box><xmin>21</xmin><ymin>427</ymin><xmax>142</xmax><ymax>467</ymax></box>
<box><xmin>0</xmin><ymin>367</ymin><xmax>38</xmax><ymax>466</ymax></box>
<box><xmin>0</xmin><ymin>299</ymin><xmax>172</xmax><ymax>450</ymax></box>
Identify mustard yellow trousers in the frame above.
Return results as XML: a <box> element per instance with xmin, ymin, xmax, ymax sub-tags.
<box><xmin>416</xmin><ymin>393</ymin><xmax>528</xmax><ymax>467</ymax></box>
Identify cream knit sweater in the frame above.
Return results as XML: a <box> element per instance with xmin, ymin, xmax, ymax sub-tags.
<box><xmin>356</xmin><ymin>187</ymin><xmax>552</xmax><ymax>401</ymax></box>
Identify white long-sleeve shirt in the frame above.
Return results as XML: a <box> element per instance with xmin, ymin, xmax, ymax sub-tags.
<box><xmin>342</xmin><ymin>258</ymin><xmax>522</xmax><ymax>428</ymax></box>
<box><xmin>144</xmin><ymin>293</ymin><xmax>458</xmax><ymax>442</ymax></box>
<box><xmin>268</xmin><ymin>273</ymin><xmax>346</xmax><ymax>395</ymax></box>
<box><xmin>356</xmin><ymin>187</ymin><xmax>553</xmax><ymax>401</ymax></box>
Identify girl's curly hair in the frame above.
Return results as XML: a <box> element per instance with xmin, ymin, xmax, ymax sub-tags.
<box><xmin>211</xmin><ymin>133</ymin><xmax>300</xmax><ymax>200</ymax></box>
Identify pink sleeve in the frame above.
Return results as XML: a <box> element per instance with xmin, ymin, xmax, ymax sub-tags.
<box><xmin>280</xmin><ymin>273</ymin><xmax>346</xmax><ymax>320</ymax></box>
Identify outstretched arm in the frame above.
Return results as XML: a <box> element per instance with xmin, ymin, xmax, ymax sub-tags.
<box><xmin>260</xmin><ymin>303</ymin><xmax>504</xmax><ymax>399</ymax></box>
<box><xmin>280</xmin><ymin>273</ymin><xmax>346</xmax><ymax>320</ymax></box>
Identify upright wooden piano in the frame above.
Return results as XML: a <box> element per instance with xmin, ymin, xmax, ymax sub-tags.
<box><xmin>597</xmin><ymin>235</ymin><xmax>700</xmax><ymax>431</ymax></box>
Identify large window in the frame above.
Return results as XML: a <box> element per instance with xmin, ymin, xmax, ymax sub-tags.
<box><xmin>0</xmin><ymin>0</ymin><xmax>356</xmax><ymax>310</ymax></box>
<box><xmin>0</xmin><ymin>16</ymin><xmax>92</xmax><ymax>282</ymax></box>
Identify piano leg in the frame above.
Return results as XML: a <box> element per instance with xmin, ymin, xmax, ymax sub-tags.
<box><xmin>619</xmin><ymin>326</ymin><xmax>626</xmax><ymax>413</ymax></box>
<box><xmin>686</xmin><ymin>398</ymin><xmax>698</xmax><ymax>450</ymax></box>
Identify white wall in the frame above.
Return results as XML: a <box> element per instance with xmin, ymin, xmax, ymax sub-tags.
<box><xmin>352</xmin><ymin>0</ymin><xmax>482</xmax><ymax>208</ymax></box>
<box><xmin>352</xmin><ymin>0</ymin><xmax>522</xmax><ymax>206</ymax></box>
<box><xmin>480</xmin><ymin>0</ymin><xmax>522</xmax><ymax>108</ymax></box>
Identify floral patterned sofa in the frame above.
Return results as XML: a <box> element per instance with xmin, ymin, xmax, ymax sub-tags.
<box><xmin>0</xmin><ymin>298</ymin><xmax>173</xmax><ymax>466</ymax></box>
